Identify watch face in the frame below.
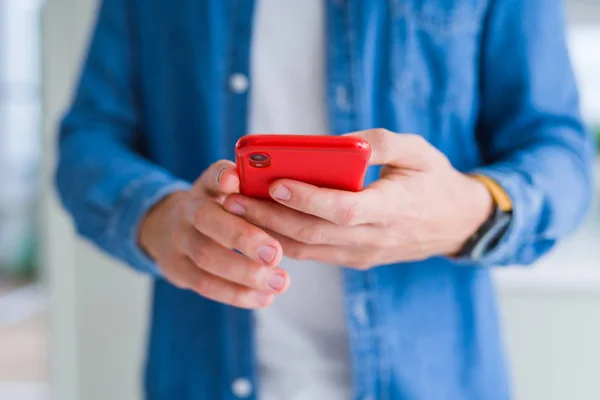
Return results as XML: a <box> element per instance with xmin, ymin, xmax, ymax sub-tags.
<box><xmin>463</xmin><ymin>208</ymin><xmax>512</xmax><ymax>261</ymax></box>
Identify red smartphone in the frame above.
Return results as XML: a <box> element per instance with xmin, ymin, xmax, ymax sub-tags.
<box><xmin>235</xmin><ymin>134</ymin><xmax>371</xmax><ymax>199</ymax></box>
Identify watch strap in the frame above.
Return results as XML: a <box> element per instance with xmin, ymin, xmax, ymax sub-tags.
<box><xmin>471</xmin><ymin>174</ymin><xmax>513</xmax><ymax>212</ymax></box>
<box><xmin>456</xmin><ymin>207</ymin><xmax>512</xmax><ymax>260</ymax></box>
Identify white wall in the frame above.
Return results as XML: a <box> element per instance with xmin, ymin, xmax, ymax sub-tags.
<box><xmin>499</xmin><ymin>290</ymin><xmax>600</xmax><ymax>400</ymax></box>
<box><xmin>42</xmin><ymin>1</ymin><xmax>150</xmax><ymax>399</ymax></box>
<box><xmin>42</xmin><ymin>1</ymin><xmax>600</xmax><ymax>400</ymax></box>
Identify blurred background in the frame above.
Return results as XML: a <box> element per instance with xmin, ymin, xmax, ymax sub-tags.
<box><xmin>0</xmin><ymin>0</ymin><xmax>599</xmax><ymax>399</ymax></box>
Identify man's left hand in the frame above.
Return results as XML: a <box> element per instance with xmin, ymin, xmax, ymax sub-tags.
<box><xmin>224</xmin><ymin>129</ymin><xmax>494</xmax><ymax>270</ymax></box>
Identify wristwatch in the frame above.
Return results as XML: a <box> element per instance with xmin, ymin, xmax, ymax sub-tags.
<box><xmin>456</xmin><ymin>206</ymin><xmax>512</xmax><ymax>260</ymax></box>
<box><xmin>455</xmin><ymin>175</ymin><xmax>513</xmax><ymax>261</ymax></box>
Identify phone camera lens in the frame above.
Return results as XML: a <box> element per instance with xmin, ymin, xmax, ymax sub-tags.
<box><xmin>249</xmin><ymin>153</ymin><xmax>268</xmax><ymax>162</ymax></box>
<box><xmin>249</xmin><ymin>153</ymin><xmax>271</xmax><ymax>168</ymax></box>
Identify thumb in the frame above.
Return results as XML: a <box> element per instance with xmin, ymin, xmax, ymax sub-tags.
<box><xmin>194</xmin><ymin>160</ymin><xmax>240</xmax><ymax>197</ymax></box>
<box><xmin>347</xmin><ymin>129</ymin><xmax>438</xmax><ymax>171</ymax></box>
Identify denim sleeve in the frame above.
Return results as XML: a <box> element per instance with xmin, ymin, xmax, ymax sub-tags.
<box><xmin>55</xmin><ymin>0</ymin><xmax>190</xmax><ymax>276</ymax></box>
<box><xmin>471</xmin><ymin>0</ymin><xmax>595</xmax><ymax>266</ymax></box>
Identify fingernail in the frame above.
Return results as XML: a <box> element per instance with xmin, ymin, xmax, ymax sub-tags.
<box><xmin>254</xmin><ymin>292</ymin><xmax>274</xmax><ymax>307</ymax></box>
<box><xmin>227</xmin><ymin>201</ymin><xmax>245</xmax><ymax>216</ymax></box>
<box><xmin>216</xmin><ymin>166</ymin><xmax>229</xmax><ymax>184</ymax></box>
<box><xmin>258</xmin><ymin>245</ymin><xmax>276</xmax><ymax>264</ymax></box>
<box><xmin>272</xmin><ymin>185</ymin><xmax>291</xmax><ymax>201</ymax></box>
<box><xmin>268</xmin><ymin>272</ymin><xmax>285</xmax><ymax>291</ymax></box>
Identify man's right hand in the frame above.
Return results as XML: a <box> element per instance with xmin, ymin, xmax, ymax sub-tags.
<box><xmin>138</xmin><ymin>160</ymin><xmax>289</xmax><ymax>308</ymax></box>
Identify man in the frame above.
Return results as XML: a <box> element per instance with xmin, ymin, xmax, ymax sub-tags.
<box><xmin>56</xmin><ymin>0</ymin><xmax>594</xmax><ymax>399</ymax></box>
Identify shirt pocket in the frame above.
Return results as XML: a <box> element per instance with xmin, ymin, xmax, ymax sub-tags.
<box><xmin>389</xmin><ymin>0</ymin><xmax>488</xmax><ymax>114</ymax></box>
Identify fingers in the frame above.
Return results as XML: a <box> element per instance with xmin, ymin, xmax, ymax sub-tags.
<box><xmin>190</xmin><ymin>200</ymin><xmax>283</xmax><ymax>266</ymax></box>
<box><xmin>347</xmin><ymin>129</ymin><xmax>445</xmax><ymax>170</ymax></box>
<box><xmin>196</xmin><ymin>160</ymin><xmax>240</xmax><ymax>196</ymax></box>
<box><xmin>169</xmin><ymin>255</ymin><xmax>277</xmax><ymax>309</ymax></box>
<box><xmin>272</xmin><ymin>232</ymin><xmax>424</xmax><ymax>269</ymax></box>
<box><xmin>179</xmin><ymin>231</ymin><xmax>289</xmax><ymax>294</ymax></box>
<box><xmin>224</xmin><ymin>194</ymin><xmax>373</xmax><ymax>245</ymax></box>
<box><xmin>270</xmin><ymin>233</ymin><xmax>378</xmax><ymax>270</ymax></box>
<box><xmin>265</xmin><ymin>179</ymin><xmax>384</xmax><ymax>226</ymax></box>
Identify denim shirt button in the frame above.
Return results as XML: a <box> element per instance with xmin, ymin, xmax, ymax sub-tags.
<box><xmin>229</xmin><ymin>73</ymin><xmax>249</xmax><ymax>94</ymax></box>
<box><xmin>231</xmin><ymin>377</ymin><xmax>253</xmax><ymax>398</ymax></box>
<box><xmin>335</xmin><ymin>85</ymin><xmax>351</xmax><ymax>112</ymax></box>
<box><xmin>353</xmin><ymin>295</ymin><xmax>369</xmax><ymax>326</ymax></box>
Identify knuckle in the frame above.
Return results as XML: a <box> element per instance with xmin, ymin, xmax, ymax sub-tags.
<box><xmin>409</xmin><ymin>134</ymin><xmax>447</xmax><ymax>166</ymax></box>
<box><xmin>230</xmin><ymin>289</ymin><xmax>252</xmax><ymax>308</ymax></box>
<box><xmin>254</xmin><ymin>206</ymin><xmax>273</xmax><ymax>228</ymax></box>
<box><xmin>193</xmin><ymin>273</ymin><xmax>213</xmax><ymax>296</ymax></box>
<box><xmin>232</xmin><ymin>225</ymin><xmax>263</xmax><ymax>250</ymax></box>
<box><xmin>405</xmin><ymin>133</ymin><xmax>428</xmax><ymax>153</ymax></box>
<box><xmin>336</xmin><ymin>200</ymin><xmax>361</xmax><ymax>226</ymax></box>
<box><xmin>434</xmin><ymin>149</ymin><xmax>451</xmax><ymax>167</ymax></box>
<box><xmin>241</xmin><ymin>265</ymin><xmax>263</xmax><ymax>289</ymax></box>
<box><xmin>231</xmin><ymin>228</ymin><xmax>250</xmax><ymax>248</ymax></box>
<box><xmin>286</xmin><ymin>245</ymin><xmax>308</xmax><ymax>261</ymax></box>
<box><xmin>371</xmin><ymin>128</ymin><xmax>392</xmax><ymax>149</ymax></box>
<box><xmin>371</xmin><ymin>128</ymin><xmax>391</xmax><ymax>139</ymax></box>
<box><xmin>191</xmin><ymin>244</ymin><xmax>210</xmax><ymax>266</ymax></box>
<box><xmin>263</xmin><ymin>210</ymin><xmax>276</xmax><ymax>228</ymax></box>
<box><xmin>408</xmin><ymin>133</ymin><xmax>426</xmax><ymax>145</ymax></box>
<box><xmin>302</xmin><ymin>192</ymin><xmax>322</xmax><ymax>212</ymax></box>
<box><xmin>297</xmin><ymin>225</ymin><xmax>325</xmax><ymax>245</ymax></box>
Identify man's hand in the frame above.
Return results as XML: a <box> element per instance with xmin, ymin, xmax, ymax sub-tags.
<box><xmin>138</xmin><ymin>161</ymin><xmax>289</xmax><ymax>308</ymax></box>
<box><xmin>223</xmin><ymin>129</ymin><xmax>494</xmax><ymax>269</ymax></box>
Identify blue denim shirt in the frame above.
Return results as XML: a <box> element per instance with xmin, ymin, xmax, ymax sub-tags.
<box><xmin>56</xmin><ymin>0</ymin><xmax>594</xmax><ymax>399</ymax></box>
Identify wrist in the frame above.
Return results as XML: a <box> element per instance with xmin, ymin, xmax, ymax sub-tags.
<box><xmin>468</xmin><ymin>175</ymin><xmax>496</xmax><ymax>225</ymax></box>
<box><xmin>450</xmin><ymin>174</ymin><xmax>495</xmax><ymax>255</ymax></box>
<box><xmin>138</xmin><ymin>191</ymin><xmax>187</xmax><ymax>261</ymax></box>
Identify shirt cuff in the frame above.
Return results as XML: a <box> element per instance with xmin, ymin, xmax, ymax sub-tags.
<box><xmin>106</xmin><ymin>174</ymin><xmax>192</xmax><ymax>276</ymax></box>
<box><xmin>460</xmin><ymin>165</ymin><xmax>542</xmax><ymax>266</ymax></box>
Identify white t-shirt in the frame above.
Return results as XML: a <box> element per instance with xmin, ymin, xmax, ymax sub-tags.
<box><xmin>248</xmin><ymin>1</ymin><xmax>352</xmax><ymax>399</ymax></box>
